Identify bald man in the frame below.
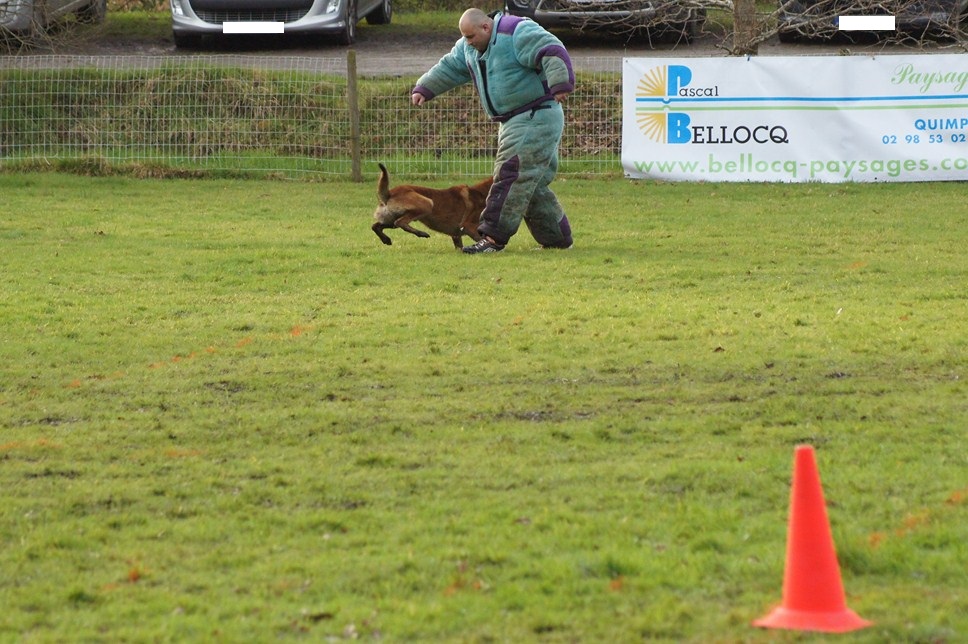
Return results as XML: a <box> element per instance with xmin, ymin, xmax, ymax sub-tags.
<box><xmin>412</xmin><ymin>9</ymin><xmax>575</xmax><ymax>253</ymax></box>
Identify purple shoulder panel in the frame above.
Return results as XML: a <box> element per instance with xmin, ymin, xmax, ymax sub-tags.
<box><xmin>536</xmin><ymin>44</ymin><xmax>575</xmax><ymax>87</ymax></box>
<box><xmin>496</xmin><ymin>14</ymin><xmax>525</xmax><ymax>35</ymax></box>
<box><xmin>536</xmin><ymin>44</ymin><xmax>570</xmax><ymax>64</ymax></box>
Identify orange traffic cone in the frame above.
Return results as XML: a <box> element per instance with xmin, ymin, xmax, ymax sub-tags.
<box><xmin>753</xmin><ymin>445</ymin><xmax>873</xmax><ymax>633</ymax></box>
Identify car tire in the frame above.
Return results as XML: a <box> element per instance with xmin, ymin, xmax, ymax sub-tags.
<box><xmin>31</xmin><ymin>2</ymin><xmax>47</xmax><ymax>34</ymax></box>
<box><xmin>77</xmin><ymin>0</ymin><xmax>106</xmax><ymax>24</ymax></box>
<box><xmin>337</xmin><ymin>0</ymin><xmax>358</xmax><ymax>45</ymax></box>
<box><xmin>366</xmin><ymin>0</ymin><xmax>391</xmax><ymax>25</ymax></box>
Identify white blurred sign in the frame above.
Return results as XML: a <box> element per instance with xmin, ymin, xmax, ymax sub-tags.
<box><xmin>838</xmin><ymin>15</ymin><xmax>896</xmax><ymax>30</ymax></box>
<box><xmin>223</xmin><ymin>22</ymin><xmax>284</xmax><ymax>34</ymax></box>
<box><xmin>622</xmin><ymin>55</ymin><xmax>968</xmax><ymax>183</ymax></box>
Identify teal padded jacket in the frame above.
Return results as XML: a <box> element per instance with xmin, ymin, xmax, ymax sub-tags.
<box><xmin>412</xmin><ymin>12</ymin><xmax>575</xmax><ymax>122</ymax></box>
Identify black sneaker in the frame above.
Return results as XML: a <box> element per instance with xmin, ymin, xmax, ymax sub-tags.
<box><xmin>462</xmin><ymin>238</ymin><xmax>505</xmax><ymax>254</ymax></box>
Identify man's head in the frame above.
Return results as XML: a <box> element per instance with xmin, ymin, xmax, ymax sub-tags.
<box><xmin>459</xmin><ymin>8</ymin><xmax>492</xmax><ymax>53</ymax></box>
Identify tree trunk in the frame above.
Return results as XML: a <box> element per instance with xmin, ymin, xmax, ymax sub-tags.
<box><xmin>733</xmin><ymin>0</ymin><xmax>758</xmax><ymax>55</ymax></box>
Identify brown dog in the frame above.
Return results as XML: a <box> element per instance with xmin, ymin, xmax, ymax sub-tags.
<box><xmin>371</xmin><ymin>163</ymin><xmax>493</xmax><ymax>249</ymax></box>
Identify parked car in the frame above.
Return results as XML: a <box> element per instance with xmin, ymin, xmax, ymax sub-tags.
<box><xmin>171</xmin><ymin>0</ymin><xmax>391</xmax><ymax>48</ymax></box>
<box><xmin>503</xmin><ymin>0</ymin><xmax>706</xmax><ymax>41</ymax></box>
<box><xmin>777</xmin><ymin>0</ymin><xmax>968</xmax><ymax>41</ymax></box>
<box><xmin>0</xmin><ymin>0</ymin><xmax>105</xmax><ymax>37</ymax></box>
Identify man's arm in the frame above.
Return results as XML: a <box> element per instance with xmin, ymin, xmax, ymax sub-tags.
<box><xmin>511</xmin><ymin>21</ymin><xmax>575</xmax><ymax>97</ymax></box>
<box><xmin>411</xmin><ymin>41</ymin><xmax>473</xmax><ymax>106</ymax></box>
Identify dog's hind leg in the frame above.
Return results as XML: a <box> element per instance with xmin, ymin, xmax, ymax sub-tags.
<box><xmin>372</xmin><ymin>222</ymin><xmax>394</xmax><ymax>245</ymax></box>
<box><xmin>393</xmin><ymin>215</ymin><xmax>432</xmax><ymax>239</ymax></box>
<box><xmin>399</xmin><ymin>224</ymin><xmax>431</xmax><ymax>239</ymax></box>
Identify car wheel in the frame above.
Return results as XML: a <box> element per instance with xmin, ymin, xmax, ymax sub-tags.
<box><xmin>31</xmin><ymin>2</ymin><xmax>47</xmax><ymax>34</ymax></box>
<box><xmin>366</xmin><ymin>0</ymin><xmax>391</xmax><ymax>25</ymax></box>
<box><xmin>337</xmin><ymin>0</ymin><xmax>358</xmax><ymax>45</ymax></box>
<box><xmin>77</xmin><ymin>0</ymin><xmax>106</xmax><ymax>24</ymax></box>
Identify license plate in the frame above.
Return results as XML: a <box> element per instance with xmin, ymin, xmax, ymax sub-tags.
<box><xmin>222</xmin><ymin>22</ymin><xmax>285</xmax><ymax>34</ymax></box>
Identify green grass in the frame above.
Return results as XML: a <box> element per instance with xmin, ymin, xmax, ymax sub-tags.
<box><xmin>1</xmin><ymin>173</ymin><xmax>966</xmax><ymax>641</ymax></box>
<box><xmin>0</xmin><ymin>63</ymin><xmax>620</xmax><ymax>180</ymax></box>
<box><xmin>102</xmin><ymin>9</ymin><xmax>172</xmax><ymax>39</ymax></box>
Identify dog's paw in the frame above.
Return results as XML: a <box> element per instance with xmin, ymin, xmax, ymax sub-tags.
<box><xmin>380</xmin><ymin>237</ymin><xmax>393</xmax><ymax>246</ymax></box>
<box><xmin>415</xmin><ymin>231</ymin><xmax>431</xmax><ymax>239</ymax></box>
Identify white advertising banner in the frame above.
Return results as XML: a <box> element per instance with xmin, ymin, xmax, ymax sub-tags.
<box><xmin>622</xmin><ymin>55</ymin><xmax>968</xmax><ymax>183</ymax></box>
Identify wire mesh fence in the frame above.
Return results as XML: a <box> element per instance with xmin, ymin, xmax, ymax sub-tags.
<box><xmin>0</xmin><ymin>54</ymin><xmax>622</xmax><ymax>179</ymax></box>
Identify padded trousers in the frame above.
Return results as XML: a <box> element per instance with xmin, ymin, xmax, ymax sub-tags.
<box><xmin>477</xmin><ymin>101</ymin><xmax>573</xmax><ymax>248</ymax></box>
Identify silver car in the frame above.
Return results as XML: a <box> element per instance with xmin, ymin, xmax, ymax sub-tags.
<box><xmin>0</xmin><ymin>0</ymin><xmax>105</xmax><ymax>36</ymax></box>
<box><xmin>171</xmin><ymin>0</ymin><xmax>391</xmax><ymax>47</ymax></box>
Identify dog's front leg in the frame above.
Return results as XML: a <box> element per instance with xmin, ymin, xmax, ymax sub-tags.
<box><xmin>460</xmin><ymin>222</ymin><xmax>482</xmax><ymax>243</ymax></box>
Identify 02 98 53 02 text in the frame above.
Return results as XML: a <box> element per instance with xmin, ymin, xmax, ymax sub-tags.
<box><xmin>630</xmin><ymin>153</ymin><xmax>968</xmax><ymax>180</ymax></box>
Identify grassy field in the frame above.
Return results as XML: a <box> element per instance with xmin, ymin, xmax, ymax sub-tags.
<box><xmin>1</xmin><ymin>173</ymin><xmax>965</xmax><ymax>641</ymax></box>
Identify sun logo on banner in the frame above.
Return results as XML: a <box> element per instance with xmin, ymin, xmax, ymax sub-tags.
<box><xmin>636</xmin><ymin>66</ymin><xmax>669</xmax><ymax>143</ymax></box>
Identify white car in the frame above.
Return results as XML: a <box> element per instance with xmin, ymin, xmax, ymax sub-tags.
<box><xmin>171</xmin><ymin>0</ymin><xmax>391</xmax><ymax>47</ymax></box>
<box><xmin>0</xmin><ymin>0</ymin><xmax>105</xmax><ymax>37</ymax></box>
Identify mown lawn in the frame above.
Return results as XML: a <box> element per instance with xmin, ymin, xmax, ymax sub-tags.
<box><xmin>1</xmin><ymin>173</ymin><xmax>965</xmax><ymax>641</ymax></box>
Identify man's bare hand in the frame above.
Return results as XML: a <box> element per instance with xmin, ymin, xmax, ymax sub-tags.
<box><xmin>411</xmin><ymin>93</ymin><xmax>426</xmax><ymax>106</ymax></box>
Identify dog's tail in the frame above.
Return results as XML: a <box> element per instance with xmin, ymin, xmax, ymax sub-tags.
<box><xmin>377</xmin><ymin>163</ymin><xmax>391</xmax><ymax>205</ymax></box>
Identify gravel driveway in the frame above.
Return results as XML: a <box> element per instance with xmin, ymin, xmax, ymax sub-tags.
<box><xmin>1</xmin><ymin>17</ymin><xmax>947</xmax><ymax>74</ymax></box>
